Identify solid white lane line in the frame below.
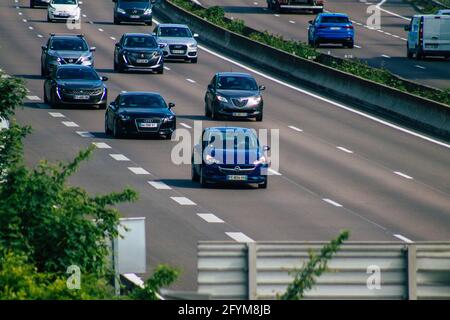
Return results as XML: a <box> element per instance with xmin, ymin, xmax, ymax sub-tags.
<box><xmin>148</xmin><ymin>181</ymin><xmax>172</xmax><ymax>190</ymax></box>
<box><xmin>186</xmin><ymin>78</ymin><xmax>196</xmax><ymax>83</ymax></box>
<box><xmin>288</xmin><ymin>125</ymin><xmax>303</xmax><ymax>132</ymax></box>
<box><xmin>337</xmin><ymin>146</ymin><xmax>354</xmax><ymax>154</ymax></box>
<box><xmin>98</xmin><ymin>28</ymin><xmax>104</xmax><ymax>32</ymax></box>
<box><xmin>226</xmin><ymin>232</ymin><xmax>254</xmax><ymax>243</ymax></box>
<box><xmin>109</xmin><ymin>154</ymin><xmax>130</xmax><ymax>161</ymax></box>
<box><xmin>76</xmin><ymin>131</ymin><xmax>94</xmax><ymax>138</ymax></box>
<box><xmin>62</xmin><ymin>121</ymin><xmax>79</xmax><ymax>127</ymax></box>
<box><xmin>26</xmin><ymin>95</ymin><xmax>40</xmax><ymax>101</ymax></box>
<box><xmin>376</xmin><ymin>0</ymin><xmax>409</xmax><ymax>21</ymax></box>
<box><xmin>171</xmin><ymin>196</ymin><xmax>196</xmax><ymax>205</ymax></box>
<box><xmin>110</xmin><ymin>36</ymin><xmax>116</xmax><ymax>40</ymax></box>
<box><xmin>197</xmin><ymin>213</ymin><xmax>224</xmax><ymax>223</ymax></box>
<box><xmin>289</xmin><ymin>20</ymin><xmax>295</xmax><ymax>24</ymax></box>
<box><xmin>37</xmin><ymin>34</ymin><xmax>43</xmax><ymax>38</ymax></box>
<box><xmin>28</xmin><ymin>26</ymin><xmax>34</xmax><ymax>30</ymax></box>
<box><xmin>128</xmin><ymin>167</ymin><xmax>150</xmax><ymax>175</ymax></box>
<box><xmin>400</xmin><ymin>37</ymin><xmax>407</xmax><ymax>41</ymax></box>
<box><xmin>274</xmin><ymin>14</ymin><xmax>280</xmax><ymax>17</ymax></box>
<box><xmin>415</xmin><ymin>65</ymin><xmax>426</xmax><ymax>70</ymax></box>
<box><xmin>394</xmin><ymin>234</ymin><xmax>414</xmax><ymax>243</ymax></box>
<box><xmin>18</xmin><ymin>12</ymin><xmax>22</xmax><ymax>15</ymax></box>
<box><xmin>394</xmin><ymin>171</ymin><xmax>413</xmax><ymax>180</ymax></box>
<box><xmin>82</xmin><ymin>14</ymin><xmax>87</xmax><ymax>18</ymax></box>
<box><xmin>354</xmin><ymin>45</ymin><xmax>362</xmax><ymax>48</ymax></box>
<box><xmin>381</xmin><ymin>54</ymin><xmax>391</xmax><ymax>58</ymax></box>
<box><xmin>180</xmin><ymin>122</ymin><xmax>192</xmax><ymax>129</ymax></box>
<box><xmin>323</xmin><ymin>198</ymin><xmax>343</xmax><ymax>207</ymax></box>
<box><xmin>49</xmin><ymin>112</ymin><xmax>65</xmax><ymax>118</ymax></box>
<box><xmin>92</xmin><ymin>142</ymin><xmax>111</xmax><ymax>149</ymax></box>
<box><xmin>268</xmin><ymin>168</ymin><xmax>282</xmax><ymax>176</ymax></box>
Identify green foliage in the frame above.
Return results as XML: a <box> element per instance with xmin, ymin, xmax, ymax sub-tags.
<box><xmin>129</xmin><ymin>264</ymin><xmax>180</xmax><ymax>300</ymax></box>
<box><xmin>168</xmin><ymin>0</ymin><xmax>450</xmax><ymax>105</ymax></box>
<box><xmin>280</xmin><ymin>231</ymin><xmax>350</xmax><ymax>300</ymax></box>
<box><xmin>0</xmin><ymin>72</ymin><xmax>27</xmax><ymax>120</ymax></box>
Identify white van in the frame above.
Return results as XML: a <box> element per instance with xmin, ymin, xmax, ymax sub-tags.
<box><xmin>405</xmin><ymin>14</ymin><xmax>450</xmax><ymax>59</ymax></box>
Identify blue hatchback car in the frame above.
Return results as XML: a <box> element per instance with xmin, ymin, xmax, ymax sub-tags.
<box><xmin>308</xmin><ymin>13</ymin><xmax>354</xmax><ymax>48</ymax></box>
<box><xmin>191</xmin><ymin>127</ymin><xmax>270</xmax><ymax>188</ymax></box>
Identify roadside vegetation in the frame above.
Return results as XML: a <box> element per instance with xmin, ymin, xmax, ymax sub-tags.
<box><xmin>406</xmin><ymin>0</ymin><xmax>450</xmax><ymax>13</ymax></box>
<box><xmin>0</xmin><ymin>72</ymin><xmax>179</xmax><ymax>300</ymax></box>
<box><xmin>169</xmin><ymin>0</ymin><xmax>450</xmax><ymax>106</ymax></box>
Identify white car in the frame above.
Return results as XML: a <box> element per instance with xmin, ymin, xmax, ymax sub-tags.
<box><xmin>437</xmin><ymin>9</ymin><xmax>450</xmax><ymax>15</ymax></box>
<box><xmin>47</xmin><ymin>0</ymin><xmax>81</xmax><ymax>22</ymax></box>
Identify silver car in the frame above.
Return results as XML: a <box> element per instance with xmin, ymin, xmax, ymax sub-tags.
<box><xmin>153</xmin><ymin>24</ymin><xmax>198</xmax><ymax>63</ymax></box>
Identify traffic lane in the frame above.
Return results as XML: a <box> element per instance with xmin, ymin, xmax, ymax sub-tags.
<box><xmin>10</xmin><ymin>0</ymin><xmax>450</xmax><ymax>232</ymax></box>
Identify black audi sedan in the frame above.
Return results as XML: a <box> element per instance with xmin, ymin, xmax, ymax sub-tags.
<box><xmin>105</xmin><ymin>92</ymin><xmax>176</xmax><ymax>139</ymax></box>
<box><xmin>204</xmin><ymin>72</ymin><xmax>265</xmax><ymax>121</ymax></box>
<box><xmin>114</xmin><ymin>33</ymin><xmax>163</xmax><ymax>73</ymax></box>
<box><xmin>113</xmin><ymin>0</ymin><xmax>153</xmax><ymax>25</ymax></box>
<box><xmin>43</xmin><ymin>65</ymin><xmax>108</xmax><ymax>108</ymax></box>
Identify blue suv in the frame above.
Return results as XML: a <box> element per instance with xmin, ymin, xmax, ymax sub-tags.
<box><xmin>308</xmin><ymin>13</ymin><xmax>354</xmax><ymax>48</ymax></box>
<box><xmin>191</xmin><ymin>127</ymin><xmax>270</xmax><ymax>188</ymax></box>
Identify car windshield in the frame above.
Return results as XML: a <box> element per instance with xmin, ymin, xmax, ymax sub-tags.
<box><xmin>217</xmin><ymin>76</ymin><xmax>258</xmax><ymax>91</ymax></box>
<box><xmin>205</xmin><ymin>130</ymin><xmax>259</xmax><ymax>150</ymax></box>
<box><xmin>50</xmin><ymin>38</ymin><xmax>88</xmax><ymax>51</ymax></box>
<box><xmin>51</xmin><ymin>0</ymin><xmax>77</xmax><ymax>4</ymax></box>
<box><xmin>159</xmin><ymin>27</ymin><xmax>192</xmax><ymax>38</ymax></box>
<box><xmin>320</xmin><ymin>16</ymin><xmax>349</xmax><ymax>23</ymax></box>
<box><xmin>124</xmin><ymin>36</ymin><xmax>157</xmax><ymax>48</ymax></box>
<box><xmin>120</xmin><ymin>0</ymin><xmax>148</xmax><ymax>2</ymax></box>
<box><xmin>56</xmin><ymin>68</ymin><xmax>99</xmax><ymax>80</ymax></box>
<box><xmin>119</xmin><ymin>95</ymin><xmax>167</xmax><ymax>109</ymax></box>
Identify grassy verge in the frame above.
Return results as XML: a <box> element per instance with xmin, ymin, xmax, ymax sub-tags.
<box><xmin>405</xmin><ymin>0</ymin><xmax>450</xmax><ymax>13</ymax></box>
<box><xmin>169</xmin><ymin>0</ymin><xmax>450</xmax><ymax>106</ymax></box>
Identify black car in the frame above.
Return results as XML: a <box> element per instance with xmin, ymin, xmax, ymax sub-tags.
<box><xmin>41</xmin><ymin>34</ymin><xmax>95</xmax><ymax>76</ymax></box>
<box><xmin>113</xmin><ymin>0</ymin><xmax>153</xmax><ymax>25</ymax></box>
<box><xmin>105</xmin><ymin>92</ymin><xmax>176</xmax><ymax>139</ymax></box>
<box><xmin>44</xmin><ymin>65</ymin><xmax>108</xmax><ymax>109</ymax></box>
<box><xmin>204</xmin><ymin>72</ymin><xmax>265</xmax><ymax>121</ymax></box>
<box><xmin>30</xmin><ymin>0</ymin><xmax>50</xmax><ymax>8</ymax></box>
<box><xmin>114</xmin><ymin>33</ymin><xmax>164</xmax><ymax>73</ymax></box>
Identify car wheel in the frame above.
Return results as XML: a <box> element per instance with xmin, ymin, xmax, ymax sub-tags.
<box><xmin>47</xmin><ymin>14</ymin><xmax>52</xmax><ymax>23</ymax></box>
<box><xmin>416</xmin><ymin>49</ymin><xmax>424</xmax><ymax>60</ymax></box>
<box><xmin>105</xmin><ymin>116</ymin><xmax>111</xmax><ymax>135</ymax></box>
<box><xmin>41</xmin><ymin>64</ymin><xmax>46</xmax><ymax>77</ymax></box>
<box><xmin>211</xmin><ymin>105</ymin><xmax>218</xmax><ymax>120</ymax></box>
<box><xmin>205</xmin><ymin>101</ymin><xmax>211</xmax><ymax>117</ymax></box>
<box><xmin>117</xmin><ymin>61</ymin><xmax>125</xmax><ymax>73</ymax></box>
<box><xmin>113</xmin><ymin>120</ymin><xmax>123</xmax><ymax>138</ymax></box>
<box><xmin>30</xmin><ymin>0</ymin><xmax>35</xmax><ymax>8</ymax></box>
<box><xmin>258</xmin><ymin>179</ymin><xmax>268</xmax><ymax>189</ymax></box>
<box><xmin>113</xmin><ymin>17</ymin><xmax>120</xmax><ymax>25</ymax></box>
<box><xmin>156</xmin><ymin>66</ymin><xmax>164</xmax><ymax>74</ymax></box>
<box><xmin>191</xmin><ymin>163</ymin><xmax>200</xmax><ymax>182</ymax></box>
<box><xmin>346</xmin><ymin>41</ymin><xmax>354</xmax><ymax>49</ymax></box>
<box><xmin>44</xmin><ymin>89</ymin><xmax>49</xmax><ymax>104</ymax></box>
<box><xmin>145</xmin><ymin>19</ymin><xmax>153</xmax><ymax>26</ymax></box>
<box><xmin>256</xmin><ymin>112</ymin><xmax>263</xmax><ymax>122</ymax></box>
<box><xmin>199</xmin><ymin>168</ymin><xmax>208</xmax><ymax>187</ymax></box>
<box><xmin>313</xmin><ymin>40</ymin><xmax>319</xmax><ymax>48</ymax></box>
<box><xmin>190</xmin><ymin>58</ymin><xmax>198</xmax><ymax>64</ymax></box>
<box><xmin>407</xmin><ymin>50</ymin><xmax>413</xmax><ymax>59</ymax></box>
<box><xmin>113</xmin><ymin>59</ymin><xmax>118</xmax><ymax>72</ymax></box>
<box><xmin>51</xmin><ymin>90</ymin><xmax>59</xmax><ymax>108</ymax></box>
<box><xmin>98</xmin><ymin>103</ymin><xmax>107</xmax><ymax>110</ymax></box>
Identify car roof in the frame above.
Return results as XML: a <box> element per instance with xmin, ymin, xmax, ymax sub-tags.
<box><xmin>216</xmin><ymin>72</ymin><xmax>253</xmax><ymax>78</ymax></box>
<box><xmin>158</xmin><ymin>23</ymin><xmax>190</xmax><ymax>28</ymax></box>
<box><xmin>50</xmin><ymin>35</ymin><xmax>85</xmax><ymax>40</ymax></box>
<box><xmin>56</xmin><ymin>64</ymin><xmax>93</xmax><ymax>70</ymax></box>
<box><xmin>123</xmin><ymin>33</ymin><xmax>154</xmax><ymax>37</ymax></box>
<box><xmin>319</xmin><ymin>13</ymin><xmax>349</xmax><ymax>17</ymax></box>
<box><xmin>119</xmin><ymin>91</ymin><xmax>162</xmax><ymax>97</ymax></box>
<box><xmin>205</xmin><ymin>127</ymin><xmax>257</xmax><ymax>133</ymax></box>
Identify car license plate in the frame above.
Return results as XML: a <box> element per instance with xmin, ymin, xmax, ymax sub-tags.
<box><xmin>232</xmin><ymin>112</ymin><xmax>247</xmax><ymax>117</ymax></box>
<box><xmin>172</xmin><ymin>50</ymin><xmax>184</xmax><ymax>54</ymax></box>
<box><xmin>139</xmin><ymin>123</ymin><xmax>158</xmax><ymax>128</ymax></box>
<box><xmin>136</xmin><ymin>59</ymin><xmax>149</xmax><ymax>63</ymax></box>
<box><xmin>330</xmin><ymin>27</ymin><xmax>341</xmax><ymax>30</ymax></box>
<box><xmin>74</xmin><ymin>95</ymin><xmax>90</xmax><ymax>100</ymax></box>
<box><xmin>227</xmin><ymin>175</ymin><xmax>248</xmax><ymax>181</ymax></box>
<box><xmin>130</xmin><ymin>15</ymin><xmax>140</xmax><ymax>19</ymax></box>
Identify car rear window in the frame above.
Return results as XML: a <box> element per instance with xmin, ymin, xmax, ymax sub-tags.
<box><xmin>320</xmin><ymin>16</ymin><xmax>350</xmax><ymax>23</ymax></box>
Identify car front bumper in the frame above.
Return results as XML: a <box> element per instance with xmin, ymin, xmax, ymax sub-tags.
<box><xmin>55</xmin><ymin>88</ymin><xmax>107</xmax><ymax>105</ymax></box>
<box><xmin>214</xmin><ymin>101</ymin><xmax>263</xmax><ymax>119</ymax></box>
<box><xmin>200</xmin><ymin>164</ymin><xmax>268</xmax><ymax>184</ymax></box>
<box><xmin>117</xmin><ymin>118</ymin><xmax>176</xmax><ymax>136</ymax></box>
<box><xmin>161</xmin><ymin>45</ymin><xmax>197</xmax><ymax>60</ymax></box>
<box><xmin>48</xmin><ymin>10</ymin><xmax>80</xmax><ymax>21</ymax></box>
<box><xmin>115</xmin><ymin>12</ymin><xmax>152</xmax><ymax>23</ymax></box>
<box><xmin>121</xmin><ymin>54</ymin><xmax>163</xmax><ymax>70</ymax></box>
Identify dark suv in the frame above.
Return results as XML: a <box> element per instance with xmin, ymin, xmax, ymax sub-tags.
<box><xmin>113</xmin><ymin>0</ymin><xmax>153</xmax><ymax>25</ymax></box>
<box><xmin>114</xmin><ymin>33</ymin><xmax>164</xmax><ymax>73</ymax></box>
<box><xmin>44</xmin><ymin>65</ymin><xmax>108</xmax><ymax>109</ymax></box>
<box><xmin>41</xmin><ymin>34</ymin><xmax>96</xmax><ymax>76</ymax></box>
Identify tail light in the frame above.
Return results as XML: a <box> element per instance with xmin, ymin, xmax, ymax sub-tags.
<box><xmin>318</xmin><ymin>25</ymin><xmax>328</xmax><ymax>29</ymax></box>
<box><xmin>345</xmin><ymin>25</ymin><xmax>354</xmax><ymax>29</ymax></box>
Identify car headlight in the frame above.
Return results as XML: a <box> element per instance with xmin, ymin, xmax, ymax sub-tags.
<box><xmin>253</xmin><ymin>155</ymin><xmax>268</xmax><ymax>165</ymax></box>
<box><xmin>117</xmin><ymin>8</ymin><xmax>126</xmax><ymax>14</ymax></box>
<box><xmin>49</xmin><ymin>5</ymin><xmax>55</xmax><ymax>11</ymax></box>
<box><xmin>216</xmin><ymin>95</ymin><xmax>228</xmax><ymax>103</ymax></box>
<box><xmin>159</xmin><ymin>42</ymin><xmax>167</xmax><ymax>48</ymax></box>
<box><xmin>79</xmin><ymin>55</ymin><xmax>92</xmax><ymax>62</ymax></box>
<box><xmin>152</xmin><ymin>51</ymin><xmax>161</xmax><ymax>57</ymax></box>
<box><xmin>144</xmin><ymin>8</ymin><xmax>152</xmax><ymax>15</ymax></box>
<box><xmin>248</xmin><ymin>95</ymin><xmax>262</xmax><ymax>105</ymax></box>
<box><xmin>119</xmin><ymin>114</ymin><xmax>130</xmax><ymax>121</ymax></box>
<box><xmin>188</xmin><ymin>43</ymin><xmax>197</xmax><ymax>48</ymax></box>
<box><xmin>205</xmin><ymin>154</ymin><xmax>220</xmax><ymax>165</ymax></box>
<box><xmin>162</xmin><ymin>116</ymin><xmax>175</xmax><ymax>123</ymax></box>
<box><xmin>48</xmin><ymin>54</ymin><xmax>62</xmax><ymax>62</ymax></box>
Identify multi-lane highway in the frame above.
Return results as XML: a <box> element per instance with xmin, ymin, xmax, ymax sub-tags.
<box><xmin>2</xmin><ymin>0</ymin><xmax>450</xmax><ymax>291</ymax></box>
<box><xmin>201</xmin><ymin>0</ymin><xmax>450</xmax><ymax>89</ymax></box>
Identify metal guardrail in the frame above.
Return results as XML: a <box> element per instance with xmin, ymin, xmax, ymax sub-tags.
<box><xmin>197</xmin><ymin>242</ymin><xmax>450</xmax><ymax>300</ymax></box>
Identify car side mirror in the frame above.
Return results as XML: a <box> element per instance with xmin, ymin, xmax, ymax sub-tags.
<box><xmin>112</xmin><ymin>0</ymin><xmax>117</xmax><ymax>2</ymax></box>
<box><xmin>46</xmin><ymin>75</ymin><xmax>52</xmax><ymax>80</ymax></box>
<box><xmin>207</xmin><ymin>84</ymin><xmax>213</xmax><ymax>90</ymax></box>
<box><xmin>168</xmin><ymin>102</ymin><xmax>175</xmax><ymax>109</ymax></box>
<box><xmin>263</xmin><ymin>145</ymin><xmax>270</xmax><ymax>151</ymax></box>
<box><xmin>308</xmin><ymin>20</ymin><xmax>313</xmax><ymax>24</ymax></box>
<box><xmin>109</xmin><ymin>101</ymin><xmax>116</xmax><ymax>108</ymax></box>
<box><xmin>152</xmin><ymin>32</ymin><xmax>156</xmax><ymax>36</ymax></box>
<box><xmin>259</xmin><ymin>85</ymin><xmax>265</xmax><ymax>91</ymax></box>
<box><xmin>404</xmin><ymin>25</ymin><xmax>411</xmax><ymax>31</ymax></box>
<box><xmin>90</xmin><ymin>47</ymin><xmax>96</xmax><ymax>52</ymax></box>
<box><xmin>41</xmin><ymin>45</ymin><xmax>47</xmax><ymax>50</ymax></box>
<box><xmin>101</xmin><ymin>76</ymin><xmax>108</xmax><ymax>81</ymax></box>
<box><xmin>193</xmin><ymin>33</ymin><xmax>199</xmax><ymax>38</ymax></box>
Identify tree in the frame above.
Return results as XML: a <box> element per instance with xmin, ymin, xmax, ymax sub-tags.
<box><xmin>280</xmin><ymin>230</ymin><xmax>350</xmax><ymax>300</ymax></box>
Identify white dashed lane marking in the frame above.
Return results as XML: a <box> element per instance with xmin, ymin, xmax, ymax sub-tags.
<box><xmin>381</xmin><ymin>54</ymin><xmax>391</xmax><ymax>58</ymax></box>
<box><xmin>186</xmin><ymin>78</ymin><xmax>196</xmax><ymax>83</ymax></box>
<box><xmin>268</xmin><ymin>168</ymin><xmax>281</xmax><ymax>176</ymax></box>
<box><xmin>26</xmin><ymin>95</ymin><xmax>40</xmax><ymax>101</ymax></box>
<box><xmin>323</xmin><ymin>198</ymin><xmax>343</xmax><ymax>207</ymax></box>
<box><xmin>197</xmin><ymin>213</ymin><xmax>224</xmax><ymax>223</ymax></box>
<box><xmin>92</xmin><ymin>142</ymin><xmax>111</xmax><ymax>149</ymax></box>
<box><xmin>110</xmin><ymin>154</ymin><xmax>130</xmax><ymax>161</ymax></box>
<box><xmin>148</xmin><ymin>181</ymin><xmax>172</xmax><ymax>190</ymax></box>
<box><xmin>288</xmin><ymin>125</ymin><xmax>303</xmax><ymax>132</ymax></box>
<box><xmin>226</xmin><ymin>232</ymin><xmax>254</xmax><ymax>243</ymax></box>
<box><xmin>76</xmin><ymin>131</ymin><xmax>94</xmax><ymax>138</ymax></box>
<box><xmin>336</xmin><ymin>146</ymin><xmax>354</xmax><ymax>154</ymax></box>
<box><xmin>354</xmin><ymin>45</ymin><xmax>362</xmax><ymax>49</ymax></box>
<box><xmin>171</xmin><ymin>197</ymin><xmax>196</xmax><ymax>205</ymax></box>
<box><xmin>415</xmin><ymin>65</ymin><xmax>426</xmax><ymax>70</ymax></box>
<box><xmin>128</xmin><ymin>167</ymin><xmax>151</xmax><ymax>175</ymax></box>
<box><xmin>394</xmin><ymin>234</ymin><xmax>414</xmax><ymax>243</ymax></box>
<box><xmin>49</xmin><ymin>112</ymin><xmax>65</xmax><ymax>118</ymax></box>
<box><xmin>37</xmin><ymin>34</ymin><xmax>43</xmax><ymax>38</ymax></box>
<box><xmin>98</xmin><ymin>28</ymin><xmax>104</xmax><ymax>32</ymax></box>
<box><xmin>180</xmin><ymin>122</ymin><xmax>192</xmax><ymax>129</ymax></box>
<box><xmin>163</xmin><ymin>66</ymin><xmax>170</xmax><ymax>70</ymax></box>
<box><xmin>394</xmin><ymin>171</ymin><xmax>413</xmax><ymax>180</ymax></box>
<box><xmin>62</xmin><ymin>121</ymin><xmax>79</xmax><ymax>127</ymax></box>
